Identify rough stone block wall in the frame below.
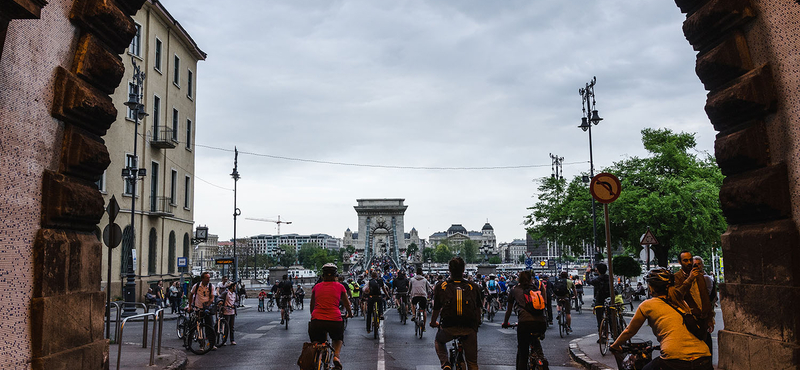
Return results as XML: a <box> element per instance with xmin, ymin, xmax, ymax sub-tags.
<box><xmin>674</xmin><ymin>0</ymin><xmax>800</xmax><ymax>368</ymax></box>
<box><xmin>1</xmin><ymin>0</ymin><xmax>145</xmax><ymax>368</ymax></box>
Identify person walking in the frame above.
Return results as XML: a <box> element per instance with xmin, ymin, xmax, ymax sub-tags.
<box><xmin>169</xmin><ymin>281</ymin><xmax>181</xmax><ymax>314</ymax></box>
<box><xmin>430</xmin><ymin>257</ymin><xmax>482</xmax><ymax>370</ymax></box>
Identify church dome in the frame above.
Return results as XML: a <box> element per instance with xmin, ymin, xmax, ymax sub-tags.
<box><xmin>447</xmin><ymin>224</ymin><xmax>468</xmax><ymax>234</ymax></box>
<box><xmin>482</xmin><ymin>223</ymin><xmax>493</xmax><ymax>231</ymax></box>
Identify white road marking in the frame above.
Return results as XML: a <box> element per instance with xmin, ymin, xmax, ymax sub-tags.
<box><xmin>482</xmin><ymin>322</ymin><xmax>501</xmax><ymax>326</ymax></box>
<box><xmin>269</xmin><ymin>320</ymin><xmax>281</xmax><ymax>324</ymax></box>
<box><xmin>241</xmin><ymin>333</ymin><xmax>263</xmax><ymax>340</ymax></box>
<box><xmin>378</xmin><ymin>320</ymin><xmax>385</xmax><ymax>370</ymax></box>
<box><xmin>497</xmin><ymin>328</ymin><xmax>516</xmax><ymax>335</ymax></box>
<box><xmin>256</xmin><ymin>325</ymin><xmax>270</xmax><ymax>331</ymax></box>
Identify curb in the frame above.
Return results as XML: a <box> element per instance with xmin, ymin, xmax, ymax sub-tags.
<box><xmin>568</xmin><ymin>334</ymin><xmax>614</xmax><ymax>370</ymax></box>
<box><xmin>164</xmin><ymin>346</ymin><xmax>188</xmax><ymax>370</ymax></box>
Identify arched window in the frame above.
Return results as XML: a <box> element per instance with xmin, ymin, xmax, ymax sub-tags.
<box><xmin>148</xmin><ymin>228</ymin><xmax>158</xmax><ymax>274</ymax></box>
<box><xmin>120</xmin><ymin>225</ymin><xmax>134</xmax><ymax>278</ymax></box>
<box><xmin>168</xmin><ymin>231</ymin><xmax>176</xmax><ymax>273</ymax></box>
<box><xmin>183</xmin><ymin>233</ymin><xmax>190</xmax><ymax>259</ymax></box>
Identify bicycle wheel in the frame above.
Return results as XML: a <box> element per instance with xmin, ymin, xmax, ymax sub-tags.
<box><xmin>285</xmin><ymin>310</ymin><xmax>290</xmax><ymax>330</ymax></box>
<box><xmin>187</xmin><ymin>324</ymin><xmax>215</xmax><ymax>355</ymax></box>
<box><xmin>616</xmin><ymin>314</ymin><xmax>627</xmax><ymax>336</ymax></box>
<box><xmin>598</xmin><ymin>318</ymin><xmax>611</xmax><ymax>356</ymax></box>
<box><xmin>454</xmin><ymin>350</ymin><xmax>467</xmax><ymax>370</ymax></box>
<box><xmin>373</xmin><ymin>303</ymin><xmax>379</xmax><ymax>339</ymax></box>
<box><xmin>176</xmin><ymin>315</ymin><xmax>186</xmax><ymax>339</ymax></box>
<box><xmin>558</xmin><ymin>312</ymin><xmax>565</xmax><ymax>338</ymax></box>
<box><xmin>216</xmin><ymin>319</ymin><xmax>229</xmax><ymax>346</ymax></box>
<box><xmin>575</xmin><ymin>298</ymin><xmax>582</xmax><ymax>314</ymax></box>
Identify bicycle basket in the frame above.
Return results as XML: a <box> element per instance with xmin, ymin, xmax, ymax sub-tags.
<box><xmin>611</xmin><ymin>340</ymin><xmax>654</xmax><ymax>370</ymax></box>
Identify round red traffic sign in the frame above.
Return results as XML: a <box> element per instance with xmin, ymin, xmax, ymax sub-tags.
<box><xmin>590</xmin><ymin>172</ymin><xmax>622</xmax><ymax>204</ymax></box>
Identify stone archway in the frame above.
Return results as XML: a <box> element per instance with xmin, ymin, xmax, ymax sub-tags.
<box><xmin>354</xmin><ymin>199</ymin><xmax>408</xmax><ymax>270</ymax></box>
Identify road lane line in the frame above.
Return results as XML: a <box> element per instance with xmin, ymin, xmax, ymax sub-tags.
<box><xmin>378</xmin><ymin>319</ymin><xmax>385</xmax><ymax>370</ymax></box>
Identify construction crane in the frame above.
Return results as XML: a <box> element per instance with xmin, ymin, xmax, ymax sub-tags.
<box><xmin>245</xmin><ymin>215</ymin><xmax>293</xmax><ymax>235</ymax></box>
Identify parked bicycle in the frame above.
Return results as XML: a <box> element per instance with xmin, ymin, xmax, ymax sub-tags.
<box><xmin>176</xmin><ymin>306</ymin><xmax>187</xmax><ymax>339</ymax></box>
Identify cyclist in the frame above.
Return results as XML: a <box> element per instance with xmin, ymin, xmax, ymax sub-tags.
<box><xmin>554</xmin><ymin>271</ymin><xmax>575</xmax><ymax>333</ymax></box>
<box><xmin>587</xmin><ymin>264</ymin><xmax>611</xmax><ymax>331</ymax></box>
<box><xmin>498</xmin><ymin>276</ymin><xmax>508</xmax><ymax>309</ymax></box>
<box><xmin>219</xmin><ymin>282</ymin><xmax>238</xmax><ymax>345</ymax></box>
<box><xmin>365</xmin><ymin>271</ymin><xmax>390</xmax><ymax>333</ymax></box>
<box><xmin>186</xmin><ymin>272</ymin><xmax>217</xmax><ymax>348</ymax></box>
<box><xmin>503</xmin><ymin>270</ymin><xmax>548</xmax><ymax>370</ymax></box>
<box><xmin>610</xmin><ymin>268</ymin><xmax>712</xmax><ymax>370</ymax></box>
<box><xmin>430</xmin><ymin>257</ymin><xmax>481</xmax><ymax>370</ymax></box>
<box><xmin>409</xmin><ymin>267</ymin><xmax>432</xmax><ymax>330</ymax></box>
<box><xmin>295</xmin><ymin>284</ymin><xmax>306</xmax><ymax>310</ymax></box>
<box><xmin>484</xmin><ymin>274</ymin><xmax>500</xmax><ymax>312</ymax></box>
<box><xmin>573</xmin><ymin>275</ymin><xmax>584</xmax><ymax>306</ymax></box>
<box><xmin>392</xmin><ymin>271</ymin><xmax>410</xmax><ymax>318</ymax></box>
<box><xmin>278</xmin><ymin>274</ymin><xmax>294</xmax><ymax>325</ymax></box>
<box><xmin>258</xmin><ymin>289</ymin><xmax>267</xmax><ymax>312</ymax></box>
<box><xmin>348</xmin><ymin>278</ymin><xmax>361</xmax><ymax>315</ymax></box>
<box><xmin>309</xmin><ymin>263</ymin><xmax>352</xmax><ymax>370</ymax></box>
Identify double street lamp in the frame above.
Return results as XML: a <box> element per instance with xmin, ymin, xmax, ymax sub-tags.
<box><xmin>480</xmin><ymin>244</ymin><xmax>491</xmax><ymax>264</ymax></box>
<box><xmin>121</xmin><ymin>56</ymin><xmax>148</xmax><ymax>316</ymax></box>
<box><xmin>578</xmin><ymin>76</ymin><xmax>603</xmax><ymax>265</ymax></box>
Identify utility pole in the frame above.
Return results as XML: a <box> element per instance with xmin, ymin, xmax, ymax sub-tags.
<box><xmin>231</xmin><ymin>148</ymin><xmax>241</xmax><ymax>282</ymax></box>
<box><xmin>550</xmin><ymin>153</ymin><xmax>564</xmax><ymax>271</ymax></box>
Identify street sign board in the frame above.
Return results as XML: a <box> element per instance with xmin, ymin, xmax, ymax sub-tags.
<box><xmin>215</xmin><ymin>258</ymin><xmax>234</xmax><ymax>265</ymax></box>
<box><xmin>590</xmin><ymin>172</ymin><xmax>622</xmax><ymax>204</ymax></box>
<box><xmin>178</xmin><ymin>257</ymin><xmax>188</xmax><ymax>267</ymax></box>
<box><xmin>539</xmin><ymin>260</ymin><xmax>546</xmax><ymax>267</ymax></box>
<box><xmin>525</xmin><ymin>258</ymin><xmax>533</xmax><ymax>267</ymax></box>
<box><xmin>102</xmin><ymin>223</ymin><xmax>122</xmax><ymax>249</ymax></box>
<box><xmin>640</xmin><ymin>229</ymin><xmax>659</xmax><ymax>245</ymax></box>
<box><xmin>106</xmin><ymin>195</ymin><xmax>120</xmax><ymax>223</ymax></box>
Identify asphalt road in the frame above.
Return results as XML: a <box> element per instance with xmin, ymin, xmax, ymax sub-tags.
<box><xmin>139</xmin><ymin>295</ymin><xmax>606</xmax><ymax>369</ymax></box>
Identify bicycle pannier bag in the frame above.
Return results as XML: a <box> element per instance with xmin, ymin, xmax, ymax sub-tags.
<box><xmin>296</xmin><ymin>342</ymin><xmax>319</xmax><ymax>370</ymax></box>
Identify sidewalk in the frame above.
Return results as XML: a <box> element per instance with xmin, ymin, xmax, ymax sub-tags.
<box><xmin>109</xmin><ymin>342</ymin><xmax>186</xmax><ymax>370</ymax></box>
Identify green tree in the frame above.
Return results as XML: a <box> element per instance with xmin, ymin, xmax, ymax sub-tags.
<box><xmin>613</xmin><ymin>255</ymin><xmax>642</xmax><ymax>280</ymax></box>
<box><xmin>406</xmin><ymin>243</ymin><xmax>419</xmax><ymax>257</ymax></box>
<box><xmin>298</xmin><ymin>243</ymin><xmax>322</xmax><ymax>267</ymax></box>
<box><xmin>434</xmin><ymin>244</ymin><xmax>453</xmax><ymax>263</ymax></box>
<box><xmin>461</xmin><ymin>240</ymin><xmax>479</xmax><ymax>263</ymax></box>
<box><xmin>345</xmin><ymin>245</ymin><xmax>356</xmax><ymax>256</ymax></box>
<box><xmin>518</xmin><ymin>254</ymin><xmax>526</xmax><ymax>263</ymax></box>
<box><xmin>422</xmin><ymin>247</ymin><xmax>435</xmax><ymax>262</ymax></box>
<box><xmin>278</xmin><ymin>244</ymin><xmax>296</xmax><ymax>267</ymax></box>
<box><xmin>489</xmin><ymin>256</ymin><xmax>502</xmax><ymax>264</ymax></box>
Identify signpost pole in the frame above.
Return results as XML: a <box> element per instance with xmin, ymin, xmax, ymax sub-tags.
<box><xmin>604</xmin><ymin>203</ymin><xmax>615</xmax><ymax>304</ymax></box>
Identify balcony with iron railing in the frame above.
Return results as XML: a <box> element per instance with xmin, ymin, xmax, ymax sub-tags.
<box><xmin>149</xmin><ymin>196</ymin><xmax>174</xmax><ymax>216</ymax></box>
<box><xmin>150</xmin><ymin>126</ymin><xmax>177</xmax><ymax>149</ymax></box>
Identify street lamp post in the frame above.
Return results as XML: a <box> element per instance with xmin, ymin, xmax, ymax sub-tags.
<box><xmin>231</xmin><ymin>148</ymin><xmax>241</xmax><ymax>282</ymax></box>
<box><xmin>578</xmin><ymin>76</ymin><xmax>603</xmax><ymax>266</ymax></box>
<box><xmin>121</xmin><ymin>56</ymin><xmax>148</xmax><ymax>317</ymax></box>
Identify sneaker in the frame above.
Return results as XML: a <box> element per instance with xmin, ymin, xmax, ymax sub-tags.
<box><xmin>231</xmin><ymin>341</ymin><xmax>236</xmax><ymax>345</ymax></box>
<box><xmin>280</xmin><ymin>320</ymin><xmax>284</xmax><ymax>325</ymax></box>
<box><xmin>442</xmin><ymin>364</ymin><xmax>452</xmax><ymax>370</ymax></box>
<box><xmin>333</xmin><ymin>358</ymin><xmax>343</xmax><ymax>370</ymax></box>
<box><xmin>212</xmin><ymin>346</ymin><xmax>217</xmax><ymax>351</ymax></box>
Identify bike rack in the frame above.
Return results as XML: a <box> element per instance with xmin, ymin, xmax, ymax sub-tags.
<box><xmin>106</xmin><ymin>301</ymin><xmax>122</xmax><ymax>341</ymax></box>
<box><xmin>115</xmin><ymin>308</ymin><xmax>164</xmax><ymax>370</ymax></box>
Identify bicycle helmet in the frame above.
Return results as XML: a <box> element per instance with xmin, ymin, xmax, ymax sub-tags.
<box><xmin>644</xmin><ymin>268</ymin><xmax>673</xmax><ymax>289</ymax></box>
<box><xmin>322</xmin><ymin>263</ymin><xmax>338</xmax><ymax>276</ymax></box>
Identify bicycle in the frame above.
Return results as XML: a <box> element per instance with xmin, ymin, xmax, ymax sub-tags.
<box><xmin>504</xmin><ymin>324</ymin><xmax>549</xmax><ymax>370</ymax></box>
<box><xmin>350</xmin><ymin>296</ymin><xmax>360</xmax><ymax>317</ymax></box>
<box><xmin>184</xmin><ymin>306</ymin><xmax>216</xmax><ymax>355</ymax></box>
<box><xmin>595</xmin><ymin>298</ymin><xmax>628</xmax><ymax>356</ymax></box>
<box><xmin>281</xmin><ymin>295</ymin><xmax>291</xmax><ymax>330</ymax></box>
<box><xmin>266</xmin><ymin>296</ymin><xmax>275</xmax><ymax>312</ymax></box>
<box><xmin>414</xmin><ymin>305</ymin><xmax>425</xmax><ymax>339</ymax></box>
<box><xmin>258</xmin><ymin>298</ymin><xmax>265</xmax><ymax>312</ymax></box>
<box><xmin>396</xmin><ymin>294</ymin><xmax>408</xmax><ymax>325</ymax></box>
<box><xmin>486</xmin><ymin>296</ymin><xmax>499</xmax><ymax>322</ymax></box>
<box><xmin>215</xmin><ymin>305</ymin><xmax>234</xmax><ymax>346</ymax></box>
<box><xmin>556</xmin><ymin>298</ymin><xmax>569</xmax><ymax>338</ymax></box>
<box><xmin>294</xmin><ymin>294</ymin><xmax>304</xmax><ymax>311</ymax></box>
<box><xmin>176</xmin><ymin>307</ymin><xmax>187</xmax><ymax>339</ymax></box>
<box><xmin>369</xmin><ymin>300</ymin><xmax>380</xmax><ymax>339</ymax></box>
<box><xmin>446</xmin><ymin>335</ymin><xmax>468</xmax><ymax>370</ymax></box>
<box><xmin>572</xmin><ymin>295</ymin><xmax>582</xmax><ymax>314</ymax></box>
<box><xmin>611</xmin><ymin>341</ymin><xmax>660</xmax><ymax>370</ymax></box>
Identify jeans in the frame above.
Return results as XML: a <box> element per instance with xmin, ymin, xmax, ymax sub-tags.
<box><xmin>516</xmin><ymin>321</ymin><xmax>547</xmax><ymax>370</ymax></box>
<box><xmin>224</xmin><ymin>314</ymin><xmax>235</xmax><ymax>342</ymax></box>
<box><xmin>642</xmin><ymin>356</ymin><xmax>713</xmax><ymax>370</ymax></box>
<box><xmin>366</xmin><ymin>296</ymin><xmax>384</xmax><ymax>331</ymax></box>
<box><xmin>434</xmin><ymin>326</ymin><xmax>479</xmax><ymax>369</ymax></box>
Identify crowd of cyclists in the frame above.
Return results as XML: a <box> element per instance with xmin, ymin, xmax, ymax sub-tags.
<box><xmin>179</xmin><ymin>249</ymin><xmax>717</xmax><ymax>370</ymax></box>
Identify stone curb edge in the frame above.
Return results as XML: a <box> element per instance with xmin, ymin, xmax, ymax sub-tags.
<box><xmin>164</xmin><ymin>346</ymin><xmax>188</xmax><ymax>370</ymax></box>
<box><xmin>568</xmin><ymin>334</ymin><xmax>614</xmax><ymax>370</ymax></box>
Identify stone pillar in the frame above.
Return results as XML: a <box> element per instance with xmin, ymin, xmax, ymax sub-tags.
<box><xmin>674</xmin><ymin>1</ymin><xmax>800</xmax><ymax>368</ymax></box>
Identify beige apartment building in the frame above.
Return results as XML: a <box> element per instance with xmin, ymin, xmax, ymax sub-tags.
<box><xmin>99</xmin><ymin>0</ymin><xmax>206</xmax><ymax>300</ymax></box>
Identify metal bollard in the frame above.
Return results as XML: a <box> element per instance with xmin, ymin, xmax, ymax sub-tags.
<box><xmin>117</xmin><ymin>312</ymin><xmax>157</xmax><ymax>370</ymax></box>
<box><xmin>157</xmin><ymin>308</ymin><xmax>164</xmax><ymax>355</ymax></box>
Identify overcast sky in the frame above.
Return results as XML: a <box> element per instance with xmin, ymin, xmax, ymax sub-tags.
<box><xmin>159</xmin><ymin>0</ymin><xmax>714</xmax><ymax>244</ymax></box>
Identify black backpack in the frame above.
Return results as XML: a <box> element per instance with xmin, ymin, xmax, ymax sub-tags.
<box><xmin>438</xmin><ymin>280</ymin><xmax>480</xmax><ymax>328</ymax></box>
<box><xmin>554</xmin><ymin>279</ymin><xmax>569</xmax><ymax>297</ymax></box>
<box><xmin>368</xmin><ymin>278</ymin><xmax>383</xmax><ymax>296</ymax></box>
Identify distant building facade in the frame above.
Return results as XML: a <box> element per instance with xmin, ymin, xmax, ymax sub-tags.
<box><xmin>251</xmin><ymin>233</ymin><xmax>342</xmax><ymax>256</ymax></box>
<box><xmin>429</xmin><ymin>223</ymin><xmax>497</xmax><ymax>252</ymax></box>
<box><xmin>193</xmin><ymin>233</ymin><xmax>219</xmax><ymax>274</ymax></box>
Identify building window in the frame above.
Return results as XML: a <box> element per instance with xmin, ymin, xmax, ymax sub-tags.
<box><xmin>148</xmin><ymin>228</ymin><xmax>157</xmax><ymax>275</ymax></box>
<box><xmin>96</xmin><ymin>170</ymin><xmax>106</xmax><ymax>193</ymax></box>
<box><xmin>173</xmin><ymin>55</ymin><xmax>180</xmax><ymax>86</ymax></box>
<box><xmin>153</xmin><ymin>95</ymin><xmax>160</xmax><ymax>136</ymax></box>
<box><xmin>183</xmin><ymin>233</ymin><xmax>190</xmax><ymax>259</ymax></box>
<box><xmin>184</xmin><ymin>176</ymin><xmax>191</xmax><ymax>209</ymax></box>
<box><xmin>186</xmin><ymin>119</ymin><xmax>192</xmax><ymax>149</ymax></box>
<box><xmin>126</xmin><ymin>82</ymin><xmax>136</xmax><ymax>120</ymax></box>
<box><xmin>154</xmin><ymin>38</ymin><xmax>162</xmax><ymax>71</ymax></box>
<box><xmin>124</xmin><ymin>154</ymin><xmax>137</xmax><ymax>195</ymax></box>
<box><xmin>129</xmin><ymin>23</ymin><xmax>141</xmax><ymax>57</ymax></box>
<box><xmin>150</xmin><ymin>161</ymin><xmax>159</xmax><ymax>211</ymax></box>
<box><xmin>172</xmin><ymin>109</ymin><xmax>179</xmax><ymax>141</ymax></box>
<box><xmin>187</xmin><ymin>70</ymin><xmax>193</xmax><ymax>98</ymax></box>
<box><xmin>170</xmin><ymin>170</ymin><xmax>178</xmax><ymax>205</ymax></box>
<box><xmin>168</xmin><ymin>231</ymin><xmax>176</xmax><ymax>273</ymax></box>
